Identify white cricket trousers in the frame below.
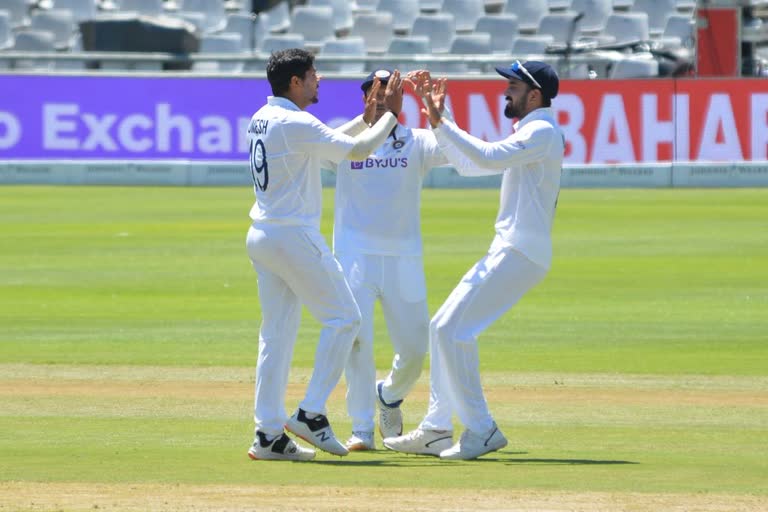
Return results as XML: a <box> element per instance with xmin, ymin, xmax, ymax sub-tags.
<box><xmin>246</xmin><ymin>223</ymin><xmax>361</xmax><ymax>437</ymax></box>
<box><xmin>420</xmin><ymin>236</ymin><xmax>548</xmax><ymax>434</ymax></box>
<box><xmin>336</xmin><ymin>252</ymin><xmax>430</xmax><ymax>433</ymax></box>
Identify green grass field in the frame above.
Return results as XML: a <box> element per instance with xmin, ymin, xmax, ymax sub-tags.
<box><xmin>0</xmin><ymin>186</ymin><xmax>766</xmax><ymax>511</ymax></box>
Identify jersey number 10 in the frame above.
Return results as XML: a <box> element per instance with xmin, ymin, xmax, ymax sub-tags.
<box><xmin>249</xmin><ymin>139</ymin><xmax>269</xmax><ymax>192</ymax></box>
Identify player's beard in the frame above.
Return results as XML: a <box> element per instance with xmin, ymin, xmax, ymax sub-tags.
<box><xmin>310</xmin><ymin>84</ymin><xmax>319</xmax><ymax>104</ymax></box>
<box><xmin>504</xmin><ymin>93</ymin><xmax>526</xmax><ymax>119</ymax></box>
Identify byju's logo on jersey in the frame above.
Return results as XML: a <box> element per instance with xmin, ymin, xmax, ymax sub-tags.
<box><xmin>351</xmin><ymin>157</ymin><xmax>408</xmax><ymax>170</ymax></box>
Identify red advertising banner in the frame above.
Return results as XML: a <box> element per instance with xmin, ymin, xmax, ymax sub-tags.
<box><xmin>400</xmin><ymin>78</ymin><xmax>768</xmax><ymax>164</ymax></box>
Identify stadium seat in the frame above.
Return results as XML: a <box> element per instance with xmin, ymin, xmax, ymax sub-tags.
<box><xmin>54</xmin><ymin>31</ymin><xmax>86</xmax><ymax>69</ymax></box>
<box><xmin>570</xmin><ymin>0</ymin><xmax>612</xmax><ymax>33</ymax></box>
<box><xmin>475</xmin><ymin>14</ymin><xmax>519</xmax><ymax>54</ymax></box>
<box><xmin>223</xmin><ymin>12</ymin><xmax>257</xmax><ymax>51</ymax></box>
<box><xmin>548</xmin><ymin>0</ymin><xmax>572</xmax><ymax>10</ymax></box>
<box><xmin>610</xmin><ymin>53</ymin><xmax>659</xmax><ymax>77</ymax></box>
<box><xmin>178</xmin><ymin>0</ymin><xmax>227</xmax><ymax>33</ymax></box>
<box><xmin>194</xmin><ymin>32</ymin><xmax>244</xmax><ymax>73</ymax></box>
<box><xmin>353</xmin><ymin>0</ymin><xmax>380</xmax><ymax>12</ymax></box>
<box><xmin>560</xmin><ymin>60</ymin><xmax>593</xmax><ymax>79</ymax></box>
<box><xmin>419</xmin><ymin>0</ymin><xmax>443</xmax><ymax>12</ymax></box>
<box><xmin>387</xmin><ymin>34</ymin><xmax>429</xmax><ymax>53</ymax></box>
<box><xmin>259</xmin><ymin>32</ymin><xmax>304</xmax><ymax>53</ymax></box>
<box><xmin>30</xmin><ymin>9</ymin><xmax>77</xmax><ymax>49</ymax></box>
<box><xmin>441</xmin><ymin>0</ymin><xmax>484</xmax><ymax>32</ymax></box>
<box><xmin>0</xmin><ymin>0</ymin><xmax>29</xmax><ymax>27</ymax></box>
<box><xmin>53</xmin><ymin>0</ymin><xmax>98</xmax><ymax>22</ymax></box>
<box><xmin>411</xmin><ymin>13</ymin><xmax>455</xmax><ymax>53</ymax></box>
<box><xmin>11</xmin><ymin>29</ymin><xmax>56</xmax><ymax>70</ymax></box>
<box><xmin>382</xmin><ymin>34</ymin><xmax>429</xmax><ymax>72</ymax></box>
<box><xmin>119</xmin><ymin>0</ymin><xmax>164</xmax><ymax>17</ymax></box>
<box><xmin>537</xmin><ymin>12</ymin><xmax>584</xmax><ymax>47</ymax></box>
<box><xmin>436</xmin><ymin>32</ymin><xmax>491</xmax><ymax>73</ymax></box>
<box><xmin>484</xmin><ymin>0</ymin><xmax>505</xmax><ymax>14</ymax></box>
<box><xmin>290</xmin><ymin>6</ymin><xmax>335</xmax><ymax>49</ymax></box>
<box><xmin>351</xmin><ymin>11</ymin><xmax>394</xmax><ymax>53</ymax></box>
<box><xmin>262</xmin><ymin>0</ymin><xmax>291</xmax><ymax>33</ymax></box>
<box><xmin>601</xmin><ymin>12</ymin><xmax>649</xmax><ymax>46</ymax></box>
<box><xmin>450</xmin><ymin>32</ymin><xmax>491</xmax><ymax>54</ymax></box>
<box><xmin>377</xmin><ymin>0</ymin><xmax>420</xmax><ymax>33</ymax></box>
<box><xmin>631</xmin><ymin>0</ymin><xmax>676</xmax><ymax>36</ymax></box>
<box><xmin>0</xmin><ymin>10</ymin><xmax>14</xmax><ymax>49</ymax></box>
<box><xmin>660</xmin><ymin>13</ymin><xmax>694</xmax><ymax>49</ymax></box>
<box><xmin>511</xmin><ymin>34</ymin><xmax>553</xmax><ymax>55</ymax></box>
<box><xmin>175</xmin><ymin>11</ymin><xmax>207</xmax><ymax>32</ymax></box>
<box><xmin>318</xmin><ymin>36</ymin><xmax>366</xmax><ymax>73</ymax></box>
<box><xmin>504</xmin><ymin>0</ymin><xmax>548</xmax><ymax>32</ymax></box>
<box><xmin>13</xmin><ymin>28</ymin><xmax>56</xmax><ymax>50</ymax></box>
<box><xmin>675</xmin><ymin>0</ymin><xmax>695</xmax><ymax>12</ymax></box>
<box><xmin>309</xmin><ymin>0</ymin><xmax>354</xmax><ymax>34</ymax></box>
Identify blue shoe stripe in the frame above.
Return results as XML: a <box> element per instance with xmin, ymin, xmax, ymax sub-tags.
<box><xmin>377</xmin><ymin>381</ymin><xmax>403</xmax><ymax>408</ymax></box>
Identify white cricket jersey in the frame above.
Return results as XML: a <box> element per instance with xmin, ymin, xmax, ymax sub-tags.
<box><xmin>247</xmin><ymin>96</ymin><xmax>357</xmax><ymax>228</ymax></box>
<box><xmin>433</xmin><ymin>107</ymin><xmax>564</xmax><ymax>269</ymax></box>
<box><xmin>333</xmin><ymin>125</ymin><xmax>447</xmax><ymax>256</ymax></box>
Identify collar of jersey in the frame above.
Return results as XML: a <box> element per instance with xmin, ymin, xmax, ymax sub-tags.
<box><xmin>513</xmin><ymin>107</ymin><xmax>554</xmax><ymax>132</ymax></box>
<box><xmin>267</xmin><ymin>96</ymin><xmax>302</xmax><ymax>111</ymax></box>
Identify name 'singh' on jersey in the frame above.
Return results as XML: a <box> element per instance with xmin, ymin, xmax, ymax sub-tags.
<box><xmin>248</xmin><ymin>118</ymin><xmax>269</xmax><ymax>192</ymax></box>
<box><xmin>249</xmin><ymin>118</ymin><xmax>269</xmax><ymax>135</ymax></box>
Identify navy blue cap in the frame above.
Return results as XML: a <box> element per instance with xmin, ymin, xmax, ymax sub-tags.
<box><xmin>495</xmin><ymin>60</ymin><xmax>559</xmax><ymax>100</ymax></box>
<box><xmin>361</xmin><ymin>69</ymin><xmax>393</xmax><ymax>92</ymax></box>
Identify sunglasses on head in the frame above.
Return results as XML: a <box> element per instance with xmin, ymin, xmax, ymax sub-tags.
<box><xmin>512</xmin><ymin>60</ymin><xmax>542</xmax><ymax>90</ymax></box>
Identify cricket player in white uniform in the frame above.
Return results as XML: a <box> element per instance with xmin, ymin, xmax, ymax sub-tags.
<box><xmin>384</xmin><ymin>61</ymin><xmax>565</xmax><ymax>460</ymax></box>
<box><xmin>244</xmin><ymin>49</ymin><xmax>403</xmax><ymax>461</ymax></box>
<box><xmin>327</xmin><ymin>70</ymin><xmax>449</xmax><ymax>451</ymax></box>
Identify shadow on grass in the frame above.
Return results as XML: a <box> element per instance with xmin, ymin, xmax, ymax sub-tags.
<box><xmin>502</xmin><ymin>458</ymin><xmax>638</xmax><ymax>465</ymax></box>
<box><xmin>311</xmin><ymin>452</ymin><xmax>637</xmax><ymax>466</ymax></box>
<box><xmin>313</xmin><ymin>459</ymin><xmax>430</xmax><ymax>466</ymax></box>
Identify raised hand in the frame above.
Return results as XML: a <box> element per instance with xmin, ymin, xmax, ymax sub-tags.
<box><xmin>383</xmin><ymin>69</ymin><xmax>403</xmax><ymax>117</ymax></box>
<box><xmin>430</xmin><ymin>77</ymin><xmax>447</xmax><ymax>115</ymax></box>
<box><xmin>410</xmin><ymin>71</ymin><xmax>446</xmax><ymax>128</ymax></box>
<box><xmin>408</xmin><ymin>70</ymin><xmax>432</xmax><ymax>99</ymax></box>
<box><xmin>363</xmin><ymin>78</ymin><xmax>380</xmax><ymax>125</ymax></box>
<box><xmin>404</xmin><ymin>69</ymin><xmax>429</xmax><ymax>92</ymax></box>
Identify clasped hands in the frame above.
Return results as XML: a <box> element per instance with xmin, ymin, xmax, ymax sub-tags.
<box><xmin>362</xmin><ymin>70</ymin><xmax>448</xmax><ymax>129</ymax></box>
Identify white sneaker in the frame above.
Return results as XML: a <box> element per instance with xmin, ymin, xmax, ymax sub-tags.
<box><xmin>439</xmin><ymin>423</ymin><xmax>508</xmax><ymax>460</ymax></box>
<box><xmin>285</xmin><ymin>408</ymin><xmax>349</xmax><ymax>456</ymax></box>
<box><xmin>247</xmin><ymin>431</ymin><xmax>315</xmax><ymax>461</ymax></box>
<box><xmin>376</xmin><ymin>380</ymin><xmax>403</xmax><ymax>439</ymax></box>
<box><xmin>382</xmin><ymin>428</ymin><xmax>453</xmax><ymax>456</ymax></box>
<box><xmin>345</xmin><ymin>431</ymin><xmax>375</xmax><ymax>451</ymax></box>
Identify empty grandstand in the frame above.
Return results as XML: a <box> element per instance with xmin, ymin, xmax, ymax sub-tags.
<box><xmin>0</xmin><ymin>0</ymin><xmax>766</xmax><ymax>77</ymax></box>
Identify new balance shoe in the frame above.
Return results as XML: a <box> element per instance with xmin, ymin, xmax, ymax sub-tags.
<box><xmin>285</xmin><ymin>408</ymin><xmax>349</xmax><ymax>456</ymax></box>
<box><xmin>247</xmin><ymin>431</ymin><xmax>315</xmax><ymax>461</ymax></box>
<box><xmin>345</xmin><ymin>431</ymin><xmax>375</xmax><ymax>451</ymax></box>
<box><xmin>382</xmin><ymin>428</ymin><xmax>453</xmax><ymax>456</ymax></box>
<box><xmin>439</xmin><ymin>423</ymin><xmax>508</xmax><ymax>460</ymax></box>
<box><xmin>376</xmin><ymin>380</ymin><xmax>403</xmax><ymax>439</ymax></box>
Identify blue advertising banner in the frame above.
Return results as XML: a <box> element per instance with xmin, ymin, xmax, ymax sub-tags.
<box><xmin>0</xmin><ymin>74</ymin><xmax>363</xmax><ymax>160</ymax></box>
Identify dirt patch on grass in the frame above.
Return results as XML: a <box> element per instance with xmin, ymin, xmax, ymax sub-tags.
<box><xmin>1</xmin><ymin>482</ymin><xmax>766</xmax><ymax>512</ymax></box>
<box><xmin>1</xmin><ymin>365</ymin><xmax>766</xmax><ymax>511</ymax></box>
<box><xmin>1</xmin><ymin>378</ymin><xmax>765</xmax><ymax>408</ymax></box>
